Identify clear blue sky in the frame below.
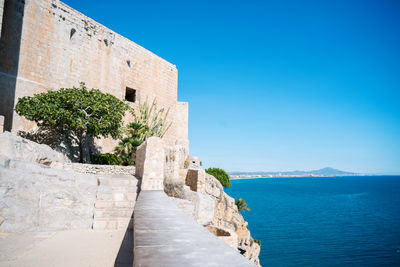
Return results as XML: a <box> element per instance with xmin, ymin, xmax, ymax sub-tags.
<box><xmin>63</xmin><ymin>0</ymin><xmax>400</xmax><ymax>174</ymax></box>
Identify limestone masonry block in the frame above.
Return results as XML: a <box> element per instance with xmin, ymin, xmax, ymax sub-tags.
<box><xmin>0</xmin><ymin>131</ymin><xmax>70</xmax><ymax>165</ymax></box>
<box><xmin>114</xmin><ymin>201</ymin><xmax>131</xmax><ymax>208</ymax></box>
<box><xmin>185</xmin><ymin>169</ymin><xmax>206</xmax><ymax>193</ymax></box>
<box><xmin>0</xmin><ymin>115</ymin><xmax>4</xmax><ymax>133</ymax></box>
<box><xmin>136</xmin><ymin>137</ymin><xmax>165</xmax><ymax>190</ymax></box>
<box><xmin>95</xmin><ymin>200</ymin><xmax>114</xmax><ymax>209</ymax></box>
<box><xmin>113</xmin><ymin>192</ymin><xmax>125</xmax><ymax>201</ymax></box>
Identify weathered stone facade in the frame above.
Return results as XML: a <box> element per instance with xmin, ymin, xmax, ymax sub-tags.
<box><xmin>0</xmin><ymin>0</ymin><xmax>188</xmax><ymax>152</ymax></box>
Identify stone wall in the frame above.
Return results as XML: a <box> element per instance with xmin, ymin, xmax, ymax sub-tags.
<box><xmin>161</xmin><ymin>144</ymin><xmax>261</xmax><ymax>266</ymax></box>
<box><xmin>0</xmin><ymin>132</ymin><xmax>139</xmax><ymax>232</ymax></box>
<box><xmin>0</xmin><ymin>131</ymin><xmax>70</xmax><ymax>165</ymax></box>
<box><xmin>0</xmin><ymin>0</ymin><xmax>188</xmax><ymax>151</ymax></box>
<box><xmin>0</xmin><ymin>0</ymin><xmax>4</xmax><ymax>37</ymax></box>
<box><xmin>174</xmin><ymin>102</ymin><xmax>189</xmax><ymax>149</ymax></box>
<box><xmin>0</xmin><ymin>116</ymin><xmax>4</xmax><ymax>133</ymax></box>
<box><xmin>57</xmin><ymin>162</ymin><xmax>135</xmax><ymax>176</ymax></box>
<box><xmin>0</xmin><ymin>158</ymin><xmax>98</xmax><ymax>232</ymax></box>
<box><xmin>134</xmin><ymin>191</ymin><xmax>257</xmax><ymax>267</ymax></box>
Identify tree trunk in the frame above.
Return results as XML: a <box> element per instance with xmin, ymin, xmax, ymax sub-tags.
<box><xmin>78</xmin><ymin>131</ymin><xmax>91</xmax><ymax>163</ymax></box>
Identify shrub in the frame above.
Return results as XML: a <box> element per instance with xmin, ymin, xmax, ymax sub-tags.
<box><xmin>205</xmin><ymin>168</ymin><xmax>231</xmax><ymax>187</ymax></box>
<box><xmin>15</xmin><ymin>83</ymin><xmax>129</xmax><ymax>163</ymax></box>
<box><xmin>115</xmin><ymin>98</ymin><xmax>171</xmax><ymax>165</ymax></box>
<box><xmin>90</xmin><ymin>153</ymin><xmax>123</xmax><ymax>165</ymax></box>
<box><xmin>235</xmin><ymin>198</ymin><xmax>250</xmax><ymax>212</ymax></box>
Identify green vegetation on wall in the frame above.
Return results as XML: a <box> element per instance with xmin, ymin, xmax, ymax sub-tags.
<box><xmin>235</xmin><ymin>198</ymin><xmax>250</xmax><ymax>212</ymax></box>
<box><xmin>90</xmin><ymin>153</ymin><xmax>123</xmax><ymax>165</ymax></box>
<box><xmin>15</xmin><ymin>83</ymin><xmax>129</xmax><ymax>163</ymax></box>
<box><xmin>115</xmin><ymin>98</ymin><xmax>171</xmax><ymax>165</ymax></box>
<box><xmin>205</xmin><ymin>168</ymin><xmax>232</xmax><ymax>187</ymax></box>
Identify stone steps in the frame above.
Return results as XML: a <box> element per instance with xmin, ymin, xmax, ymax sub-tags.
<box><xmin>92</xmin><ymin>174</ymin><xmax>139</xmax><ymax>230</ymax></box>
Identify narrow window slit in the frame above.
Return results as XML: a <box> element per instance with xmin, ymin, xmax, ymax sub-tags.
<box><xmin>125</xmin><ymin>87</ymin><xmax>136</xmax><ymax>103</ymax></box>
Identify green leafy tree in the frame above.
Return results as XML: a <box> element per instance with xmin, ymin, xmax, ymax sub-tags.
<box><xmin>115</xmin><ymin>98</ymin><xmax>171</xmax><ymax>165</ymax></box>
<box><xmin>205</xmin><ymin>168</ymin><xmax>232</xmax><ymax>187</ymax></box>
<box><xmin>15</xmin><ymin>83</ymin><xmax>129</xmax><ymax>163</ymax></box>
<box><xmin>235</xmin><ymin>198</ymin><xmax>250</xmax><ymax>212</ymax></box>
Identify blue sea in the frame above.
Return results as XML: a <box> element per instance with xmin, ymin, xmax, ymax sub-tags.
<box><xmin>226</xmin><ymin>176</ymin><xmax>400</xmax><ymax>266</ymax></box>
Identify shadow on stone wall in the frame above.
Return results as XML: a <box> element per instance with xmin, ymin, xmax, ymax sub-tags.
<box><xmin>0</xmin><ymin>0</ymin><xmax>25</xmax><ymax>131</ymax></box>
<box><xmin>114</xmin><ymin>216</ymin><xmax>134</xmax><ymax>267</ymax></box>
<box><xmin>18</xmin><ymin>123</ymin><xmax>101</xmax><ymax>162</ymax></box>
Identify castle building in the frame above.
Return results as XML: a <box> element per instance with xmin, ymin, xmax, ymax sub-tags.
<box><xmin>0</xmin><ymin>0</ymin><xmax>188</xmax><ymax>151</ymax></box>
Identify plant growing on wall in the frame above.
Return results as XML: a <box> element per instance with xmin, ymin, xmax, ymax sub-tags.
<box><xmin>15</xmin><ymin>83</ymin><xmax>129</xmax><ymax>163</ymax></box>
<box><xmin>253</xmin><ymin>239</ymin><xmax>261</xmax><ymax>246</ymax></box>
<box><xmin>90</xmin><ymin>153</ymin><xmax>123</xmax><ymax>165</ymax></box>
<box><xmin>205</xmin><ymin>168</ymin><xmax>232</xmax><ymax>187</ymax></box>
<box><xmin>235</xmin><ymin>198</ymin><xmax>250</xmax><ymax>212</ymax></box>
<box><xmin>115</xmin><ymin>98</ymin><xmax>172</xmax><ymax>165</ymax></box>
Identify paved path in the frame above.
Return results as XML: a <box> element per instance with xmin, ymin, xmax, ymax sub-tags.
<box><xmin>0</xmin><ymin>226</ymin><xmax>132</xmax><ymax>267</ymax></box>
<box><xmin>134</xmin><ymin>191</ymin><xmax>256</xmax><ymax>267</ymax></box>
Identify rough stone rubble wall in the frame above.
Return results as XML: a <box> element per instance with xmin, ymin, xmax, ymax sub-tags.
<box><xmin>0</xmin><ymin>0</ymin><xmax>188</xmax><ymax>151</ymax></box>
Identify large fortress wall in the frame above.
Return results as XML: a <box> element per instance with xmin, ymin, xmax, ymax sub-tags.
<box><xmin>0</xmin><ymin>0</ymin><xmax>187</xmax><ymax>149</ymax></box>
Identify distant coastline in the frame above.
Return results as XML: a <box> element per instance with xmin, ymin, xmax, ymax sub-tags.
<box><xmin>229</xmin><ymin>167</ymin><xmax>363</xmax><ymax>180</ymax></box>
<box><xmin>229</xmin><ymin>174</ymin><xmax>365</xmax><ymax>180</ymax></box>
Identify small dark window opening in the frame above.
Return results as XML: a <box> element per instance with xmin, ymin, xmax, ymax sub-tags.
<box><xmin>125</xmin><ymin>87</ymin><xmax>136</xmax><ymax>103</ymax></box>
<box><xmin>70</xmin><ymin>28</ymin><xmax>76</xmax><ymax>39</ymax></box>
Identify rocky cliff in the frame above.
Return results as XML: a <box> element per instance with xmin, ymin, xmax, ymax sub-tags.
<box><xmin>164</xmin><ymin>148</ymin><xmax>261</xmax><ymax>266</ymax></box>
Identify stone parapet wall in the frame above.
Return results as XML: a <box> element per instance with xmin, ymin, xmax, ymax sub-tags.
<box><xmin>134</xmin><ymin>191</ymin><xmax>256</xmax><ymax>267</ymax></box>
<box><xmin>161</xmin><ymin>141</ymin><xmax>261</xmax><ymax>266</ymax></box>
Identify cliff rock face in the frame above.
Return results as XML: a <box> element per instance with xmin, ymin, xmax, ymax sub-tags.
<box><xmin>164</xmin><ymin>151</ymin><xmax>261</xmax><ymax>266</ymax></box>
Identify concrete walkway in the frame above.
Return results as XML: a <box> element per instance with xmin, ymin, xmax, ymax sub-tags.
<box><xmin>134</xmin><ymin>191</ymin><xmax>256</xmax><ymax>267</ymax></box>
<box><xmin>0</xmin><ymin>221</ymin><xmax>133</xmax><ymax>267</ymax></box>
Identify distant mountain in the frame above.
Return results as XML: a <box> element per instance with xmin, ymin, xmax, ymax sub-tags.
<box><xmin>229</xmin><ymin>167</ymin><xmax>357</xmax><ymax>176</ymax></box>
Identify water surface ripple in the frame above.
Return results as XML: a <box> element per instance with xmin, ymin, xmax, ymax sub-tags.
<box><xmin>226</xmin><ymin>176</ymin><xmax>400</xmax><ymax>266</ymax></box>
